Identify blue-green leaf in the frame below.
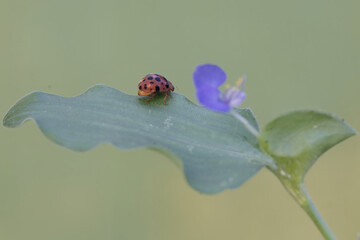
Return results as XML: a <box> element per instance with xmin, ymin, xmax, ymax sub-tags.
<box><xmin>3</xmin><ymin>85</ymin><xmax>272</xmax><ymax>194</ymax></box>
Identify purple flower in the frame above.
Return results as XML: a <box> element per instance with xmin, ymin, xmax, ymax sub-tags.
<box><xmin>193</xmin><ymin>64</ymin><xmax>246</xmax><ymax>113</ymax></box>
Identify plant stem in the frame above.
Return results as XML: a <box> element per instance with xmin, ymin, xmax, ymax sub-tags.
<box><xmin>276</xmin><ymin>176</ymin><xmax>337</xmax><ymax>240</ymax></box>
<box><xmin>297</xmin><ymin>184</ymin><xmax>337</xmax><ymax>240</ymax></box>
<box><xmin>230</xmin><ymin>110</ymin><xmax>259</xmax><ymax>137</ymax></box>
<box><xmin>266</xmin><ymin>163</ymin><xmax>337</xmax><ymax>240</ymax></box>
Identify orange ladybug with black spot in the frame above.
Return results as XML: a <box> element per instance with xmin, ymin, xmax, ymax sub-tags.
<box><xmin>138</xmin><ymin>73</ymin><xmax>175</xmax><ymax>105</ymax></box>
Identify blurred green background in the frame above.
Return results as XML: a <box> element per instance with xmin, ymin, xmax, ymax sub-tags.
<box><xmin>1</xmin><ymin>0</ymin><xmax>359</xmax><ymax>239</ymax></box>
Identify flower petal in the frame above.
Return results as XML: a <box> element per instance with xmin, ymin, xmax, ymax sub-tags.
<box><xmin>228</xmin><ymin>91</ymin><xmax>246</xmax><ymax>108</ymax></box>
<box><xmin>196</xmin><ymin>87</ymin><xmax>231</xmax><ymax>113</ymax></box>
<box><xmin>223</xmin><ymin>87</ymin><xmax>238</xmax><ymax>101</ymax></box>
<box><xmin>193</xmin><ymin>64</ymin><xmax>227</xmax><ymax>89</ymax></box>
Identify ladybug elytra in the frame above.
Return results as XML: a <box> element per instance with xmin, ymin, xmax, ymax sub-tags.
<box><xmin>138</xmin><ymin>73</ymin><xmax>174</xmax><ymax>105</ymax></box>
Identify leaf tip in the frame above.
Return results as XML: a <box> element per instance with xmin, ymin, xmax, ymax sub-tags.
<box><xmin>3</xmin><ymin>104</ymin><xmax>18</xmax><ymax>128</ymax></box>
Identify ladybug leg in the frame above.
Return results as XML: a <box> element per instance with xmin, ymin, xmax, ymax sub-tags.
<box><xmin>163</xmin><ymin>91</ymin><xmax>169</xmax><ymax>105</ymax></box>
<box><xmin>145</xmin><ymin>93</ymin><xmax>156</xmax><ymax>104</ymax></box>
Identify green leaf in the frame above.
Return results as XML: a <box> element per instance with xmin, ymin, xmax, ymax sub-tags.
<box><xmin>3</xmin><ymin>85</ymin><xmax>272</xmax><ymax>194</ymax></box>
<box><xmin>259</xmin><ymin>110</ymin><xmax>357</xmax><ymax>183</ymax></box>
<box><xmin>259</xmin><ymin>110</ymin><xmax>356</xmax><ymax>240</ymax></box>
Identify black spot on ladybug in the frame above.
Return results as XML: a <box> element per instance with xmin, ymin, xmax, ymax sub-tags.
<box><xmin>142</xmin><ymin>79</ymin><xmax>145</xmax><ymax>82</ymax></box>
<box><xmin>155</xmin><ymin>86</ymin><xmax>160</xmax><ymax>92</ymax></box>
<box><xmin>155</xmin><ymin>77</ymin><xmax>161</xmax><ymax>82</ymax></box>
<box><xmin>161</xmin><ymin>82</ymin><xmax>164</xmax><ymax>85</ymax></box>
<box><xmin>163</xmin><ymin>77</ymin><xmax>168</xmax><ymax>81</ymax></box>
<box><xmin>148</xmin><ymin>76</ymin><xmax>153</xmax><ymax>80</ymax></box>
<box><xmin>165</xmin><ymin>84</ymin><xmax>169</xmax><ymax>88</ymax></box>
<box><xmin>150</xmin><ymin>81</ymin><xmax>154</xmax><ymax>84</ymax></box>
<box><xmin>139</xmin><ymin>85</ymin><xmax>142</xmax><ymax>90</ymax></box>
<box><xmin>144</xmin><ymin>84</ymin><xmax>147</xmax><ymax>89</ymax></box>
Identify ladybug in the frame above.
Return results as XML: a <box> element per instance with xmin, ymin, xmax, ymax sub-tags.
<box><xmin>138</xmin><ymin>73</ymin><xmax>175</xmax><ymax>105</ymax></box>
